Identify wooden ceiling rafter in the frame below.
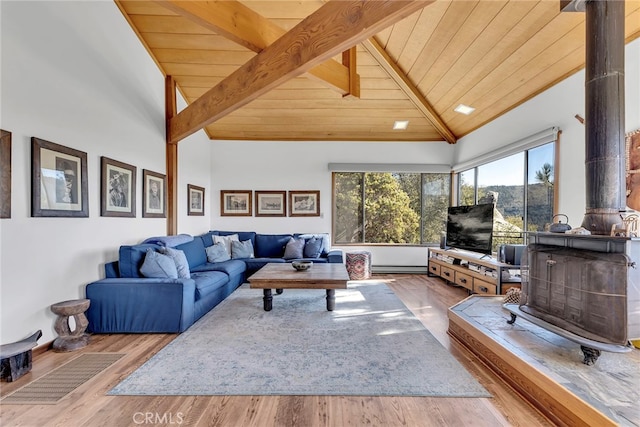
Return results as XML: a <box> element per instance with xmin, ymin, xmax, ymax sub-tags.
<box><xmin>167</xmin><ymin>0</ymin><xmax>436</xmax><ymax>144</ymax></box>
<box><xmin>153</xmin><ymin>0</ymin><xmax>359</xmax><ymax>96</ymax></box>
<box><xmin>361</xmin><ymin>37</ymin><xmax>457</xmax><ymax>144</ymax></box>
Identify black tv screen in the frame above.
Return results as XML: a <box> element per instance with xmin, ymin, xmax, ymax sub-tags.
<box><xmin>445</xmin><ymin>204</ymin><xmax>495</xmax><ymax>255</ymax></box>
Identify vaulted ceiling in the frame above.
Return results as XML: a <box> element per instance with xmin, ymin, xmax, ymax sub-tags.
<box><xmin>115</xmin><ymin>0</ymin><xmax>640</xmax><ymax>143</ymax></box>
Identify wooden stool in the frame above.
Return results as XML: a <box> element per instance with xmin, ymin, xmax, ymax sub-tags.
<box><xmin>50</xmin><ymin>299</ymin><xmax>90</xmax><ymax>352</ymax></box>
<box><xmin>0</xmin><ymin>330</ymin><xmax>42</xmax><ymax>382</ymax></box>
<box><xmin>346</xmin><ymin>251</ymin><xmax>372</xmax><ymax>280</ymax></box>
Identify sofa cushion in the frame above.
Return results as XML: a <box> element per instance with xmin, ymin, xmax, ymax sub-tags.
<box><xmin>244</xmin><ymin>257</ymin><xmax>285</xmax><ymax>274</ymax></box>
<box><xmin>119</xmin><ymin>243</ymin><xmax>163</xmax><ymax>278</ymax></box>
<box><xmin>175</xmin><ymin>237</ymin><xmax>208</xmax><ymax>270</ymax></box>
<box><xmin>255</xmin><ymin>234</ymin><xmax>292</xmax><ymax>258</ymax></box>
<box><xmin>160</xmin><ymin>247</ymin><xmax>191</xmax><ymax>279</ymax></box>
<box><xmin>213</xmin><ymin>234</ymin><xmax>239</xmax><ymax>257</ymax></box>
<box><xmin>206</xmin><ymin>243</ymin><xmax>231</xmax><ymax>263</ymax></box>
<box><xmin>231</xmin><ymin>239</ymin><xmax>254</xmax><ymax>259</ymax></box>
<box><xmin>191</xmin><ymin>259</ymin><xmax>246</xmax><ymax>277</ymax></box>
<box><xmin>303</xmin><ymin>236</ymin><xmax>323</xmax><ymax>258</ymax></box>
<box><xmin>190</xmin><ymin>271</ymin><xmax>229</xmax><ymax>299</ymax></box>
<box><xmin>283</xmin><ymin>237</ymin><xmax>305</xmax><ymax>260</ymax></box>
<box><xmin>140</xmin><ymin>249</ymin><xmax>178</xmax><ymax>278</ymax></box>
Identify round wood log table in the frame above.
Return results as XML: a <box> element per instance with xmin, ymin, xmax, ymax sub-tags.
<box><xmin>50</xmin><ymin>299</ymin><xmax>90</xmax><ymax>352</ymax></box>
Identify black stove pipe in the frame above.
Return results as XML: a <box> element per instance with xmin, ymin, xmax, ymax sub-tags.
<box><xmin>580</xmin><ymin>0</ymin><xmax>626</xmax><ymax>234</ymax></box>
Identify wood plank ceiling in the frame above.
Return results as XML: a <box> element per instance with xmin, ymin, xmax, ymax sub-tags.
<box><xmin>116</xmin><ymin>0</ymin><xmax>640</xmax><ymax>143</ymax></box>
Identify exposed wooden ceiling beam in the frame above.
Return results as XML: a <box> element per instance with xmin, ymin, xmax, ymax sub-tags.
<box><xmin>361</xmin><ymin>37</ymin><xmax>457</xmax><ymax>144</ymax></box>
<box><xmin>154</xmin><ymin>0</ymin><xmax>356</xmax><ymax>96</ymax></box>
<box><xmin>168</xmin><ymin>0</ymin><xmax>435</xmax><ymax>144</ymax></box>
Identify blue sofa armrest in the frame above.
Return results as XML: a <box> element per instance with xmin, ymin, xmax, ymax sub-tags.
<box><xmin>326</xmin><ymin>249</ymin><xmax>343</xmax><ymax>263</ymax></box>
<box><xmin>85</xmin><ymin>278</ymin><xmax>196</xmax><ymax>333</ymax></box>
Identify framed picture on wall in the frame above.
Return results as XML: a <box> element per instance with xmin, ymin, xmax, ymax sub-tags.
<box><xmin>255</xmin><ymin>190</ymin><xmax>286</xmax><ymax>217</ymax></box>
<box><xmin>188</xmin><ymin>184</ymin><xmax>205</xmax><ymax>216</ymax></box>
<box><xmin>289</xmin><ymin>190</ymin><xmax>320</xmax><ymax>217</ymax></box>
<box><xmin>220</xmin><ymin>190</ymin><xmax>252</xmax><ymax>216</ymax></box>
<box><xmin>142</xmin><ymin>169</ymin><xmax>166</xmax><ymax>218</ymax></box>
<box><xmin>101</xmin><ymin>157</ymin><xmax>136</xmax><ymax>217</ymax></box>
<box><xmin>0</xmin><ymin>129</ymin><xmax>11</xmax><ymax>219</ymax></box>
<box><xmin>31</xmin><ymin>137</ymin><xmax>89</xmax><ymax>217</ymax></box>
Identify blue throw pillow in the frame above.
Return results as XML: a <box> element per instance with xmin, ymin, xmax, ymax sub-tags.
<box><xmin>231</xmin><ymin>239</ymin><xmax>255</xmax><ymax>259</ymax></box>
<box><xmin>303</xmin><ymin>236</ymin><xmax>323</xmax><ymax>258</ymax></box>
<box><xmin>206</xmin><ymin>243</ymin><xmax>231</xmax><ymax>263</ymax></box>
<box><xmin>283</xmin><ymin>237</ymin><xmax>305</xmax><ymax>260</ymax></box>
<box><xmin>160</xmin><ymin>246</ymin><xmax>191</xmax><ymax>279</ymax></box>
<box><xmin>140</xmin><ymin>249</ymin><xmax>178</xmax><ymax>278</ymax></box>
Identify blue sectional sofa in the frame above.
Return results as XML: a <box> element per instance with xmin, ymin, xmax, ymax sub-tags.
<box><xmin>85</xmin><ymin>231</ymin><xmax>343</xmax><ymax>334</ymax></box>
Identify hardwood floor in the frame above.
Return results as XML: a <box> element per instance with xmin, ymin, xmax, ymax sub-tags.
<box><xmin>0</xmin><ymin>274</ymin><xmax>552</xmax><ymax>427</ymax></box>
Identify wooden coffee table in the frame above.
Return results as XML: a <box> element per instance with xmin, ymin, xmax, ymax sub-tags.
<box><xmin>249</xmin><ymin>263</ymin><xmax>349</xmax><ymax>311</ymax></box>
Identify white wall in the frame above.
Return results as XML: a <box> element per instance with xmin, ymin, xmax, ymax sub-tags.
<box><xmin>0</xmin><ymin>1</ymin><xmax>212</xmax><ymax>344</ymax></box>
<box><xmin>210</xmin><ymin>141</ymin><xmax>455</xmax><ymax>267</ymax></box>
<box><xmin>454</xmin><ymin>38</ymin><xmax>640</xmax><ymax>229</ymax></box>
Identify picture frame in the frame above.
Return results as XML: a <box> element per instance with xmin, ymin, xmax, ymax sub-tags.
<box><xmin>220</xmin><ymin>190</ymin><xmax>252</xmax><ymax>216</ymax></box>
<box><xmin>31</xmin><ymin>137</ymin><xmax>88</xmax><ymax>217</ymax></box>
<box><xmin>289</xmin><ymin>190</ymin><xmax>320</xmax><ymax>217</ymax></box>
<box><xmin>142</xmin><ymin>169</ymin><xmax>166</xmax><ymax>218</ymax></box>
<box><xmin>188</xmin><ymin>184</ymin><xmax>205</xmax><ymax>216</ymax></box>
<box><xmin>101</xmin><ymin>157</ymin><xmax>136</xmax><ymax>217</ymax></box>
<box><xmin>1</xmin><ymin>129</ymin><xmax>11</xmax><ymax>219</ymax></box>
<box><xmin>255</xmin><ymin>190</ymin><xmax>286</xmax><ymax>217</ymax></box>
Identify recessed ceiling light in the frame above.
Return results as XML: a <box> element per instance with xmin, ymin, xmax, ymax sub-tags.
<box><xmin>454</xmin><ymin>104</ymin><xmax>475</xmax><ymax>115</ymax></box>
<box><xmin>393</xmin><ymin>120</ymin><xmax>409</xmax><ymax>130</ymax></box>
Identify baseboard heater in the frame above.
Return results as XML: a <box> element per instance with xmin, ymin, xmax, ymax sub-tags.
<box><xmin>371</xmin><ymin>265</ymin><xmax>428</xmax><ymax>274</ymax></box>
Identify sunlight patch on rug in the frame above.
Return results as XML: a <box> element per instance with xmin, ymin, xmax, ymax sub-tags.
<box><xmin>108</xmin><ymin>282</ymin><xmax>490</xmax><ymax>397</ymax></box>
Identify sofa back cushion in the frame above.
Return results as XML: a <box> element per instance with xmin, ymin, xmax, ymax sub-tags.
<box><xmin>119</xmin><ymin>243</ymin><xmax>163</xmax><ymax>278</ymax></box>
<box><xmin>254</xmin><ymin>234</ymin><xmax>292</xmax><ymax>258</ymax></box>
<box><xmin>175</xmin><ymin>237</ymin><xmax>207</xmax><ymax>270</ymax></box>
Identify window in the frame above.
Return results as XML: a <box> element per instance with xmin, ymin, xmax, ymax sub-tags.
<box><xmin>333</xmin><ymin>172</ymin><xmax>450</xmax><ymax>245</ymax></box>
<box><xmin>455</xmin><ymin>141</ymin><xmax>556</xmax><ymax>249</ymax></box>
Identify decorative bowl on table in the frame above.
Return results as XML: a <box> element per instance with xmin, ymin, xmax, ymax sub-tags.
<box><xmin>291</xmin><ymin>261</ymin><xmax>313</xmax><ymax>271</ymax></box>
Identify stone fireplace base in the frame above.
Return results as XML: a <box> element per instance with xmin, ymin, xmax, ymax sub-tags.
<box><xmin>448</xmin><ymin>295</ymin><xmax>639</xmax><ymax>427</ymax></box>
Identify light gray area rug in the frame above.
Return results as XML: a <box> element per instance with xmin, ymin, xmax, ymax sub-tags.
<box><xmin>109</xmin><ymin>282</ymin><xmax>490</xmax><ymax>397</ymax></box>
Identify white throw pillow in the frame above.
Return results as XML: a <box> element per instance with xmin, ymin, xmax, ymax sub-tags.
<box><xmin>213</xmin><ymin>234</ymin><xmax>239</xmax><ymax>257</ymax></box>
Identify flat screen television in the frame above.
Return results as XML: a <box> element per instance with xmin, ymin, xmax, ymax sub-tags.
<box><xmin>445</xmin><ymin>204</ymin><xmax>495</xmax><ymax>255</ymax></box>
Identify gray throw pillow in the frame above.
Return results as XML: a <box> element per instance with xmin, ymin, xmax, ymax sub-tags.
<box><xmin>283</xmin><ymin>237</ymin><xmax>305</xmax><ymax>260</ymax></box>
<box><xmin>231</xmin><ymin>239</ymin><xmax>255</xmax><ymax>259</ymax></box>
<box><xmin>206</xmin><ymin>243</ymin><xmax>231</xmax><ymax>263</ymax></box>
<box><xmin>303</xmin><ymin>236</ymin><xmax>323</xmax><ymax>258</ymax></box>
<box><xmin>160</xmin><ymin>246</ymin><xmax>191</xmax><ymax>279</ymax></box>
<box><xmin>140</xmin><ymin>249</ymin><xmax>178</xmax><ymax>278</ymax></box>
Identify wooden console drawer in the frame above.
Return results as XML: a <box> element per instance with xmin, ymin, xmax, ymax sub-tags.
<box><xmin>440</xmin><ymin>266</ymin><xmax>454</xmax><ymax>282</ymax></box>
<box><xmin>428</xmin><ymin>263</ymin><xmax>441</xmax><ymax>276</ymax></box>
<box><xmin>454</xmin><ymin>271</ymin><xmax>473</xmax><ymax>291</ymax></box>
<box><xmin>474</xmin><ymin>279</ymin><xmax>497</xmax><ymax>295</ymax></box>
